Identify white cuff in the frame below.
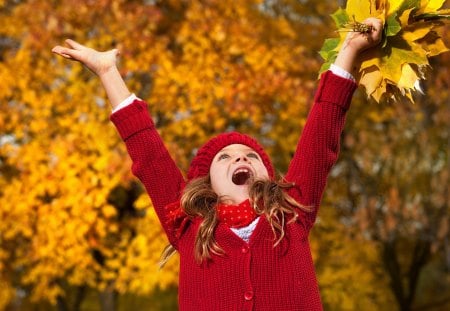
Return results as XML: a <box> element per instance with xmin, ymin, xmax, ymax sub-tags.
<box><xmin>330</xmin><ymin>64</ymin><xmax>355</xmax><ymax>81</ymax></box>
<box><xmin>112</xmin><ymin>93</ymin><xmax>139</xmax><ymax>113</ymax></box>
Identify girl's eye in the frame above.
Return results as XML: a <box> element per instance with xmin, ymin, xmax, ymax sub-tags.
<box><xmin>218</xmin><ymin>153</ymin><xmax>229</xmax><ymax>160</ymax></box>
<box><xmin>247</xmin><ymin>153</ymin><xmax>259</xmax><ymax>159</ymax></box>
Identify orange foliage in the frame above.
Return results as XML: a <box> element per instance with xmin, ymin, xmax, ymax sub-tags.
<box><xmin>1</xmin><ymin>1</ymin><xmax>447</xmax><ymax>310</ymax></box>
<box><xmin>0</xmin><ymin>0</ymin><xmax>332</xmax><ymax>307</ymax></box>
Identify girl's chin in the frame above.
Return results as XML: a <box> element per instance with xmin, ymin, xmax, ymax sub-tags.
<box><xmin>220</xmin><ymin>191</ymin><xmax>249</xmax><ymax>205</ymax></box>
<box><xmin>217</xmin><ymin>184</ymin><xmax>250</xmax><ymax>201</ymax></box>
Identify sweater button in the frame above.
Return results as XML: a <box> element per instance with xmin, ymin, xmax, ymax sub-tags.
<box><xmin>244</xmin><ymin>291</ymin><xmax>253</xmax><ymax>301</ymax></box>
<box><xmin>241</xmin><ymin>246</ymin><xmax>249</xmax><ymax>254</ymax></box>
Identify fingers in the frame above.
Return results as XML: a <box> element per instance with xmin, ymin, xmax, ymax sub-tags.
<box><xmin>52</xmin><ymin>45</ymin><xmax>83</xmax><ymax>61</ymax></box>
<box><xmin>51</xmin><ymin>39</ymin><xmax>84</xmax><ymax>56</ymax></box>
<box><xmin>65</xmin><ymin>39</ymin><xmax>85</xmax><ymax>50</ymax></box>
<box><xmin>51</xmin><ymin>46</ymin><xmax>73</xmax><ymax>59</ymax></box>
<box><xmin>52</xmin><ymin>39</ymin><xmax>89</xmax><ymax>61</ymax></box>
<box><xmin>362</xmin><ymin>18</ymin><xmax>383</xmax><ymax>46</ymax></box>
<box><xmin>364</xmin><ymin>17</ymin><xmax>383</xmax><ymax>33</ymax></box>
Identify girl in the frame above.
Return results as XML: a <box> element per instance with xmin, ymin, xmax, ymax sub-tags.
<box><xmin>53</xmin><ymin>18</ymin><xmax>382</xmax><ymax>311</ymax></box>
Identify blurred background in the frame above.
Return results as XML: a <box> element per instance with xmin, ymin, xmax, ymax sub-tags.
<box><xmin>0</xmin><ymin>0</ymin><xmax>449</xmax><ymax>310</ymax></box>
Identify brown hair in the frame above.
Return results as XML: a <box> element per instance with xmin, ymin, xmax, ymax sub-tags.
<box><xmin>160</xmin><ymin>176</ymin><xmax>310</xmax><ymax>266</ymax></box>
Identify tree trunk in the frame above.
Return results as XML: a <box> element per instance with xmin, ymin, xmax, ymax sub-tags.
<box><xmin>382</xmin><ymin>240</ymin><xmax>406</xmax><ymax>310</ymax></box>
<box><xmin>56</xmin><ymin>295</ymin><xmax>69</xmax><ymax>311</ymax></box>
<box><xmin>72</xmin><ymin>286</ymin><xmax>87</xmax><ymax>311</ymax></box>
<box><xmin>382</xmin><ymin>239</ymin><xmax>431</xmax><ymax>311</ymax></box>
<box><xmin>99</xmin><ymin>288</ymin><xmax>118</xmax><ymax>311</ymax></box>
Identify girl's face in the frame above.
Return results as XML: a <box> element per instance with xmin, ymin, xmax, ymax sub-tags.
<box><xmin>209</xmin><ymin>144</ymin><xmax>269</xmax><ymax>204</ymax></box>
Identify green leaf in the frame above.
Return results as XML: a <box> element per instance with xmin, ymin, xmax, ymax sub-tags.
<box><xmin>385</xmin><ymin>13</ymin><xmax>402</xmax><ymax>37</ymax></box>
<box><xmin>380</xmin><ymin>45</ymin><xmax>428</xmax><ymax>82</ymax></box>
<box><xmin>331</xmin><ymin>8</ymin><xmax>350</xmax><ymax>28</ymax></box>
<box><xmin>318</xmin><ymin>62</ymin><xmax>332</xmax><ymax>76</ymax></box>
<box><xmin>415</xmin><ymin>12</ymin><xmax>450</xmax><ymax>20</ymax></box>
<box><xmin>319</xmin><ymin>36</ymin><xmax>340</xmax><ymax>76</ymax></box>
<box><xmin>319</xmin><ymin>38</ymin><xmax>340</xmax><ymax>59</ymax></box>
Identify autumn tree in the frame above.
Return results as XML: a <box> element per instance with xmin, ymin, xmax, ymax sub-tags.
<box><xmin>0</xmin><ymin>0</ymin><xmax>338</xmax><ymax>310</ymax></box>
<box><xmin>316</xmin><ymin>1</ymin><xmax>450</xmax><ymax>309</ymax></box>
<box><xmin>326</xmin><ymin>22</ymin><xmax>450</xmax><ymax>309</ymax></box>
<box><xmin>2</xmin><ymin>0</ymin><xmax>448</xmax><ymax>310</ymax></box>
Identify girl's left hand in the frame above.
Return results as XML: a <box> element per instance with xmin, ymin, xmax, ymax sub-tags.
<box><xmin>52</xmin><ymin>39</ymin><xmax>119</xmax><ymax>77</ymax></box>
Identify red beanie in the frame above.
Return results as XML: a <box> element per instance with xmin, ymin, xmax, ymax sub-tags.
<box><xmin>187</xmin><ymin>132</ymin><xmax>274</xmax><ymax>180</ymax></box>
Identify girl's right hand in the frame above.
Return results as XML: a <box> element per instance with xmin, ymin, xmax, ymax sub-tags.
<box><xmin>334</xmin><ymin>17</ymin><xmax>383</xmax><ymax>75</ymax></box>
<box><xmin>52</xmin><ymin>39</ymin><xmax>119</xmax><ymax>77</ymax></box>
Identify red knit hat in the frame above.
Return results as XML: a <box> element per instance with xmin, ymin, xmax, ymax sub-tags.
<box><xmin>187</xmin><ymin>132</ymin><xmax>274</xmax><ymax>180</ymax></box>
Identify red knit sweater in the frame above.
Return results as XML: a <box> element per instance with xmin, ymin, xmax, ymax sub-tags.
<box><xmin>110</xmin><ymin>71</ymin><xmax>357</xmax><ymax>311</ymax></box>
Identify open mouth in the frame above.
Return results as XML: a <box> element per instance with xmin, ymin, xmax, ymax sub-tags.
<box><xmin>232</xmin><ymin>168</ymin><xmax>253</xmax><ymax>185</ymax></box>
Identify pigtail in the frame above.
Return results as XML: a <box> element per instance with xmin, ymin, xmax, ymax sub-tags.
<box><xmin>181</xmin><ymin>176</ymin><xmax>224</xmax><ymax>262</ymax></box>
<box><xmin>249</xmin><ymin>179</ymin><xmax>311</xmax><ymax>247</ymax></box>
<box><xmin>159</xmin><ymin>244</ymin><xmax>177</xmax><ymax>268</ymax></box>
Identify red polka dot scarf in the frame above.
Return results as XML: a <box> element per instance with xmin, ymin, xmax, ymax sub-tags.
<box><xmin>216</xmin><ymin>199</ymin><xmax>257</xmax><ymax>228</ymax></box>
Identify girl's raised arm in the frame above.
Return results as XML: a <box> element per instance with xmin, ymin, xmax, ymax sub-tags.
<box><xmin>52</xmin><ymin>39</ymin><xmax>131</xmax><ymax>109</ymax></box>
<box><xmin>53</xmin><ymin>40</ymin><xmax>186</xmax><ymax>244</ymax></box>
<box><xmin>285</xmin><ymin>18</ymin><xmax>383</xmax><ymax>228</ymax></box>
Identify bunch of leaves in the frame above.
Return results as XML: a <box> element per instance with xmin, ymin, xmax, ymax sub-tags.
<box><xmin>319</xmin><ymin>0</ymin><xmax>450</xmax><ymax>103</ymax></box>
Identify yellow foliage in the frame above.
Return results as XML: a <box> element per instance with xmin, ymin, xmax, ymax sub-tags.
<box><xmin>421</xmin><ymin>0</ymin><xmax>447</xmax><ymax>13</ymax></box>
<box><xmin>0</xmin><ymin>280</ymin><xmax>14</xmax><ymax>311</ymax></box>
<box><xmin>4</xmin><ymin>0</ymin><xmax>432</xmax><ymax>309</ymax></box>
<box><xmin>320</xmin><ymin>0</ymin><xmax>450</xmax><ymax>103</ymax></box>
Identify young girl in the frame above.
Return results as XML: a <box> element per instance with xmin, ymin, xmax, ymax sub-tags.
<box><xmin>53</xmin><ymin>18</ymin><xmax>382</xmax><ymax>311</ymax></box>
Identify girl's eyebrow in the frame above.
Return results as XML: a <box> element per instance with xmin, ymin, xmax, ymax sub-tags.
<box><xmin>221</xmin><ymin>146</ymin><xmax>254</xmax><ymax>152</ymax></box>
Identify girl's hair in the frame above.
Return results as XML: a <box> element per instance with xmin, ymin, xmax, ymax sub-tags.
<box><xmin>160</xmin><ymin>176</ymin><xmax>310</xmax><ymax>266</ymax></box>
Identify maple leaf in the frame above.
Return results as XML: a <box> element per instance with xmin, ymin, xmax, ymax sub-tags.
<box><xmin>319</xmin><ymin>0</ymin><xmax>450</xmax><ymax>103</ymax></box>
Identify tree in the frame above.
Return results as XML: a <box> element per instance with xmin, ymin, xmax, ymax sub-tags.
<box><xmin>2</xmin><ymin>1</ymin><xmax>448</xmax><ymax>310</ymax></box>
<box><xmin>327</xmin><ymin>25</ymin><xmax>450</xmax><ymax>310</ymax></box>
<box><xmin>311</xmin><ymin>204</ymin><xmax>397</xmax><ymax>310</ymax></box>
<box><xmin>0</xmin><ymin>0</ymin><xmax>337</xmax><ymax>309</ymax></box>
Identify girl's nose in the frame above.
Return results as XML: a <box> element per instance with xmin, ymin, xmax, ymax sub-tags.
<box><xmin>234</xmin><ymin>155</ymin><xmax>248</xmax><ymax>162</ymax></box>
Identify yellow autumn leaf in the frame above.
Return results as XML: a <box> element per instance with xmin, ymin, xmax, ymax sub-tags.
<box><xmin>387</xmin><ymin>0</ymin><xmax>404</xmax><ymax>16</ymax></box>
<box><xmin>102</xmin><ymin>205</ymin><xmax>117</xmax><ymax>218</ymax></box>
<box><xmin>134</xmin><ymin>193</ymin><xmax>152</xmax><ymax>210</ymax></box>
<box><xmin>403</xmin><ymin>22</ymin><xmax>436</xmax><ymax>42</ymax></box>
<box><xmin>399</xmin><ymin>8</ymin><xmax>416</xmax><ymax>26</ymax></box>
<box><xmin>0</xmin><ymin>280</ymin><xmax>14</xmax><ymax>310</ymax></box>
<box><xmin>397</xmin><ymin>63</ymin><xmax>420</xmax><ymax>90</ymax></box>
<box><xmin>372</xmin><ymin>80</ymin><xmax>388</xmax><ymax>102</ymax></box>
<box><xmin>425</xmin><ymin>36</ymin><xmax>449</xmax><ymax>56</ymax></box>
<box><xmin>421</xmin><ymin>0</ymin><xmax>447</xmax><ymax>13</ymax></box>
<box><xmin>346</xmin><ymin>0</ymin><xmax>373</xmax><ymax>22</ymax></box>
<box><xmin>360</xmin><ymin>68</ymin><xmax>384</xmax><ymax>97</ymax></box>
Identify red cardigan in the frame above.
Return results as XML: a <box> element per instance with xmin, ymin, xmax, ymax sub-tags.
<box><xmin>110</xmin><ymin>71</ymin><xmax>357</xmax><ymax>311</ymax></box>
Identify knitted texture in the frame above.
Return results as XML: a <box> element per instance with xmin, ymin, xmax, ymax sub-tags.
<box><xmin>187</xmin><ymin>131</ymin><xmax>274</xmax><ymax>180</ymax></box>
<box><xmin>216</xmin><ymin>199</ymin><xmax>256</xmax><ymax>228</ymax></box>
<box><xmin>110</xmin><ymin>71</ymin><xmax>357</xmax><ymax>311</ymax></box>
